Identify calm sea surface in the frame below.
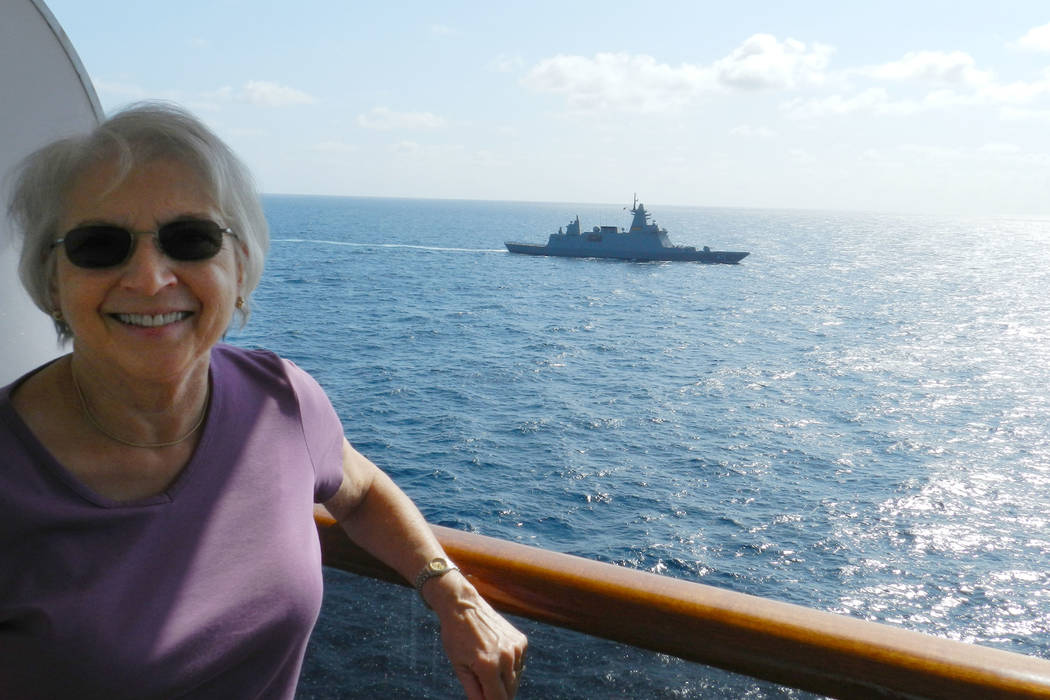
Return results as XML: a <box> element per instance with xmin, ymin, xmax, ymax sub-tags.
<box><xmin>228</xmin><ymin>195</ymin><xmax>1050</xmax><ymax>698</ymax></box>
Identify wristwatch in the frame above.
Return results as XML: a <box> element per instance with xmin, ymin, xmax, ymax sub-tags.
<box><xmin>413</xmin><ymin>556</ymin><xmax>460</xmax><ymax>601</ymax></box>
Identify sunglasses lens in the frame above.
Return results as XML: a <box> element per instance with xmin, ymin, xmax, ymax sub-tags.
<box><xmin>63</xmin><ymin>226</ymin><xmax>132</xmax><ymax>268</ymax></box>
<box><xmin>59</xmin><ymin>220</ymin><xmax>228</xmax><ymax>268</ymax></box>
<box><xmin>158</xmin><ymin>220</ymin><xmax>226</xmax><ymax>261</ymax></box>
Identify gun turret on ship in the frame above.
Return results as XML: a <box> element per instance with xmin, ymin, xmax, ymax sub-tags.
<box><xmin>506</xmin><ymin>197</ymin><xmax>749</xmax><ymax>263</ymax></box>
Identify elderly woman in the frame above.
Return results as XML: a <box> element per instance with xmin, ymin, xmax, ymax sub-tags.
<box><xmin>0</xmin><ymin>103</ymin><xmax>526</xmax><ymax>699</ymax></box>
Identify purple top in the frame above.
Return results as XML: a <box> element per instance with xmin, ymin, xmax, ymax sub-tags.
<box><xmin>0</xmin><ymin>344</ymin><xmax>345</xmax><ymax>699</ymax></box>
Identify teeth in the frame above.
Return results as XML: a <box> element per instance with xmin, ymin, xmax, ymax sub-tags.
<box><xmin>114</xmin><ymin>312</ymin><xmax>190</xmax><ymax>327</ymax></box>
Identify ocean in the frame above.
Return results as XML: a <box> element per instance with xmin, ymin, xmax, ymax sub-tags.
<box><xmin>227</xmin><ymin>195</ymin><xmax>1050</xmax><ymax>698</ymax></box>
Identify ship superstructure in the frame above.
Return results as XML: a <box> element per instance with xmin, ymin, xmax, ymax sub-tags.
<box><xmin>506</xmin><ymin>197</ymin><xmax>748</xmax><ymax>263</ymax></box>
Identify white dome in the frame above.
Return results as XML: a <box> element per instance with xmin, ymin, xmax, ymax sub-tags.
<box><xmin>0</xmin><ymin>0</ymin><xmax>101</xmax><ymax>383</ymax></box>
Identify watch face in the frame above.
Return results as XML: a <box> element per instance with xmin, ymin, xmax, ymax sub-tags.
<box><xmin>429</xmin><ymin>558</ymin><xmax>449</xmax><ymax>573</ymax></box>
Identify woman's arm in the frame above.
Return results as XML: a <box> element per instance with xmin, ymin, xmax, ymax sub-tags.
<box><xmin>323</xmin><ymin>439</ymin><xmax>527</xmax><ymax>700</ymax></box>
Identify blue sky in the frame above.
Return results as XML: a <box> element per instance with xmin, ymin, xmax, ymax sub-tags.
<box><xmin>44</xmin><ymin>1</ymin><xmax>1050</xmax><ymax>215</ymax></box>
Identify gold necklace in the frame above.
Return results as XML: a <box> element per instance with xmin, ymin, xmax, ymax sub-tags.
<box><xmin>70</xmin><ymin>367</ymin><xmax>210</xmax><ymax>449</ymax></box>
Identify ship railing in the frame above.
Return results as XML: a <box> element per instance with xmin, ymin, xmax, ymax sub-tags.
<box><xmin>315</xmin><ymin>509</ymin><xmax>1050</xmax><ymax>699</ymax></box>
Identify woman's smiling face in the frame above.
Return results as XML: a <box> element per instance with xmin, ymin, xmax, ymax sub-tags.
<box><xmin>52</xmin><ymin>157</ymin><xmax>243</xmax><ymax>383</ymax></box>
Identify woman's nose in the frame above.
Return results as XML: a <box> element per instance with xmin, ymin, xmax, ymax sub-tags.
<box><xmin>119</xmin><ymin>233</ymin><xmax>178</xmax><ymax>293</ymax></box>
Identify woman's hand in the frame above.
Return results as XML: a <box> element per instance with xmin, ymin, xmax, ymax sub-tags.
<box><xmin>324</xmin><ymin>442</ymin><xmax>528</xmax><ymax>697</ymax></box>
<box><xmin>424</xmin><ymin>573</ymin><xmax>528</xmax><ymax>699</ymax></box>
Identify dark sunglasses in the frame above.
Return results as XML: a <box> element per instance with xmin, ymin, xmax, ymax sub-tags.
<box><xmin>52</xmin><ymin>219</ymin><xmax>236</xmax><ymax>269</ymax></box>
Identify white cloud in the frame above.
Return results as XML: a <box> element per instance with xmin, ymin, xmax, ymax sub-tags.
<box><xmin>781</xmin><ymin>49</ymin><xmax>1050</xmax><ymax>120</ymax></box>
<box><xmin>1012</xmin><ymin>22</ymin><xmax>1050</xmax><ymax>52</ymax></box>
<box><xmin>523</xmin><ymin>35</ymin><xmax>832</xmax><ymax>114</ymax></box>
<box><xmin>892</xmin><ymin>142</ymin><xmax>1050</xmax><ymax>168</ymax></box>
<box><xmin>490</xmin><ymin>53</ymin><xmax>524</xmax><ymax>73</ymax></box>
<box><xmin>977</xmin><ymin>78</ymin><xmax>1050</xmax><ymax>104</ymax></box>
<box><xmin>391</xmin><ymin>140</ymin><xmax>422</xmax><ymax>155</ymax></box>
<box><xmin>713</xmin><ymin>34</ymin><xmax>833</xmax><ymax>90</ymax></box>
<box><xmin>207</xmin><ymin>81</ymin><xmax>316</xmax><ymax>107</ymax></box>
<box><xmin>861</xmin><ymin>50</ymin><xmax>992</xmax><ymax>86</ymax></box>
<box><xmin>523</xmin><ymin>31</ymin><xmax>1050</xmax><ymax>131</ymax></box>
<box><xmin>240</xmin><ymin>80</ymin><xmax>316</xmax><ymax>106</ymax></box>
<box><xmin>788</xmin><ymin>148</ymin><xmax>817</xmax><ymax>165</ymax></box>
<box><xmin>782</xmin><ymin>71</ymin><xmax>1048</xmax><ymax>120</ymax></box>
<box><xmin>860</xmin><ymin>148</ymin><xmax>895</xmax><ymax>165</ymax></box>
<box><xmin>522</xmin><ymin>52</ymin><xmax>713</xmax><ymax>113</ymax></box>
<box><xmin>859</xmin><ymin>143</ymin><xmax>1042</xmax><ymax>171</ymax></box>
<box><xmin>831</xmin><ymin>51</ymin><xmax>1050</xmax><ymax>115</ymax></box>
<box><xmin>729</xmin><ymin>124</ymin><xmax>776</xmax><ymax>138</ymax></box>
<box><xmin>782</xmin><ymin>88</ymin><xmax>916</xmax><ymax>118</ymax></box>
<box><xmin>357</xmin><ymin>107</ymin><xmax>447</xmax><ymax>130</ymax></box>
<box><xmin>1001</xmin><ymin>105</ymin><xmax>1050</xmax><ymax>121</ymax></box>
<box><xmin>978</xmin><ymin>142</ymin><xmax>1021</xmax><ymax>156</ymax></box>
<box><xmin>899</xmin><ymin>144</ymin><xmax>965</xmax><ymax>161</ymax></box>
<box><xmin>919</xmin><ymin>88</ymin><xmax>977</xmax><ymax>108</ymax></box>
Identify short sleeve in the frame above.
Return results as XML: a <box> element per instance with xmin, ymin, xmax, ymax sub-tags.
<box><xmin>281</xmin><ymin>359</ymin><xmax>345</xmax><ymax>502</ymax></box>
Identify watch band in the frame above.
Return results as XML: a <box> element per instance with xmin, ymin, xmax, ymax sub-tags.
<box><xmin>413</xmin><ymin>556</ymin><xmax>460</xmax><ymax>603</ymax></box>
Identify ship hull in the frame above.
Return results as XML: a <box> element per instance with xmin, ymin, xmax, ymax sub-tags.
<box><xmin>505</xmin><ymin>242</ymin><xmax>748</xmax><ymax>264</ymax></box>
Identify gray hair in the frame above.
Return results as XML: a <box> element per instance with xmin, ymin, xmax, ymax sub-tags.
<box><xmin>5</xmin><ymin>101</ymin><xmax>268</xmax><ymax>341</ymax></box>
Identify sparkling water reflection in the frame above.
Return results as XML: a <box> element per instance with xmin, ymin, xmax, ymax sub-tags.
<box><xmin>230</xmin><ymin>197</ymin><xmax>1050</xmax><ymax>697</ymax></box>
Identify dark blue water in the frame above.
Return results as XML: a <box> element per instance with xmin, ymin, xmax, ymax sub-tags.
<box><xmin>229</xmin><ymin>195</ymin><xmax>1050</xmax><ymax>698</ymax></box>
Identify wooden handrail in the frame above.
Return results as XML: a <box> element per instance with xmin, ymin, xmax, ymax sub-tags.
<box><xmin>315</xmin><ymin>510</ymin><xmax>1050</xmax><ymax>699</ymax></box>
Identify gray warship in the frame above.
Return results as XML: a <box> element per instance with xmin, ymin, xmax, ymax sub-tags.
<box><xmin>505</xmin><ymin>197</ymin><xmax>749</xmax><ymax>263</ymax></box>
